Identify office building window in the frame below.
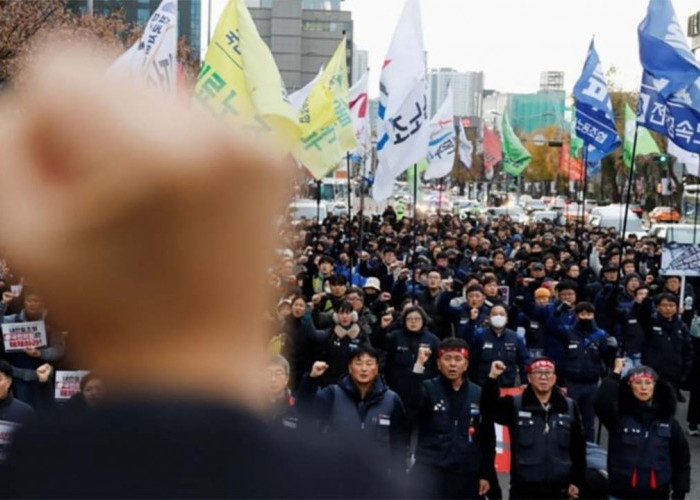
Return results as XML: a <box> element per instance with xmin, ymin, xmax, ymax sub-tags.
<box><xmin>302</xmin><ymin>0</ymin><xmax>341</xmax><ymax>11</ymax></box>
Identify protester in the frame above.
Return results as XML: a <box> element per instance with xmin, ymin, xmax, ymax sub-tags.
<box><xmin>594</xmin><ymin>359</ymin><xmax>690</xmax><ymax>499</ymax></box>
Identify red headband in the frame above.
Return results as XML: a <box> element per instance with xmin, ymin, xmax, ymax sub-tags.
<box><xmin>527</xmin><ymin>359</ymin><xmax>555</xmax><ymax>373</ymax></box>
<box><xmin>628</xmin><ymin>372</ymin><xmax>656</xmax><ymax>383</ymax></box>
<box><xmin>438</xmin><ymin>348</ymin><xmax>469</xmax><ymax>360</ymax></box>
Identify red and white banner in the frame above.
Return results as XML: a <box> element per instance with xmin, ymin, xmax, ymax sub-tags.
<box><xmin>482</xmin><ymin>126</ymin><xmax>502</xmax><ymax>180</ymax></box>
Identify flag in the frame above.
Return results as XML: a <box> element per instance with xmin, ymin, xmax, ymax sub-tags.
<box><xmin>669</xmin><ymin>141</ymin><xmax>700</xmax><ymax>177</ymax></box>
<box><xmin>194</xmin><ymin>0</ymin><xmax>300</xmax><ymax>144</ymax></box>
<box><xmin>623</xmin><ymin>102</ymin><xmax>660</xmax><ymax>167</ymax></box>
<box><xmin>424</xmin><ymin>86</ymin><xmax>457</xmax><ymax>180</ymax></box>
<box><xmin>348</xmin><ymin>71</ymin><xmax>370</xmax><ymax>158</ymax></box>
<box><xmin>289</xmin><ymin>67</ymin><xmax>323</xmax><ymax>113</ymax></box>
<box><xmin>573</xmin><ymin>39</ymin><xmax>621</xmax><ymax>157</ymax></box>
<box><xmin>637</xmin><ymin>0</ymin><xmax>700</xmax><ymax>153</ymax></box>
<box><xmin>586</xmin><ymin>160</ymin><xmax>602</xmax><ymax>178</ymax></box>
<box><xmin>295</xmin><ymin>38</ymin><xmax>357</xmax><ymax>180</ymax></box>
<box><xmin>501</xmin><ymin>112</ymin><xmax>531</xmax><ymax>176</ymax></box>
<box><xmin>457</xmin><ymin>121</ymin><xmax>473</xmax><ymax>168</ymax></box>
<box><xmin>109</xmin><ymin>0</ymin><xmax>178</xmax><ymax>94</ymax></box>
<box><xmin>373</xmin><ymin>0</ymin><xmax>430</xmax><ymax>201</ymax></box>
<box><xmin>560</xmin><ymin>135</ymin><xmax>583</xmax><ymax>181</ymax></box>
<box><xmin>482</xmin><ymin>125</ymin><xmax>501</xmax><ymax>180</ymax></box>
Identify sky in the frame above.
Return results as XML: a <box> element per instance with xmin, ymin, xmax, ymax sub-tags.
<box><xmin>202</xmin><ymin>0</ymin><xmax>700</xmax><ymax>98</ymax></box>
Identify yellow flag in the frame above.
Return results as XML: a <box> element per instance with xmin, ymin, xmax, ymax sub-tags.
<box><xmin>194</xmin><ymin>0</ymin><xmax>300</xmax><ymax>146</ymax></box>
<box><xmin>296</xmin><ymin>38</ymin><xmax>357</xmax><ymax>180</ymax></box>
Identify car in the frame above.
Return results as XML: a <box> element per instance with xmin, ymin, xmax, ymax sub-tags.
<box><xmin>530</xmin><ymin>210</ymin><xmax>560</xmax><ymax>224</ymax></box>
<box><xmin>647</xmin><ymin>223</ymin><xmax>700</xmax><ymax>244</ymax></box>
<box><xmin>525</xmin><ymin>199</ymin><xmax>548</xmax><ymax>213</ymax></box>
<box><xmin>288</xmin><ymin>199</ymin><xmax>327</xmax><ymax>224</ymax></box>
<box><xmin>588</xmin><ymin>204</ymin><xmax>647</xmax><ymax>238</ymax></box>
<box><xmin>326</xmin><ymin>201</ymin><xmax>349</xmax><ymax>216</ymax></box>
<box><xmin>649</xmin><ymin>206</ymin><xmax>681</xmax><ymax>223</ymax></box>
<box><xmin>485</xmin><ymin>205</ymin><xmax>529</xmax><ymax>224</ymax></box>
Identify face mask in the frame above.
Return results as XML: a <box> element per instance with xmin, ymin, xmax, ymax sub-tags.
<box><xmin>578</xmin><ymin>318</ymin><xmax>593</xmax><ymax>330</ymax></box>
<box><xmin>490</xmin><ymin>315</ymin><xmax>507</xmax><ymax>329</ymax></box>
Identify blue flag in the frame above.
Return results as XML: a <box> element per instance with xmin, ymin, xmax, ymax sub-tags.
<box><xmin>573</xmin><ymin>39</ymin><xmax>621</xmax><ymax>156</ymax></box>
<box><xmin>637</xmin><ymin>0</ymin><xmax>700</xmax><ymax>153</ymax></box>
<box><xmin>586</xmin><ymin>160</ymin><xmax>602</xmax><ymax>178</ymax></box>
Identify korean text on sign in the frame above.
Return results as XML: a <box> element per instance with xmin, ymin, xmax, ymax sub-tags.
<box><xmin>1</xmin><ymin>321</ymin><xmax>47</xmax><ymax>352</ymax></box>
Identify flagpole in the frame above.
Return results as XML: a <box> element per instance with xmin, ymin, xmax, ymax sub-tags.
<box><xmin>316</xmin><ymin>179</ymin><xmax>322</xmax><ymax>229</ymax></box>
<box><xmin>345</xmin><ymin>152</ymin><xmax>353</xmax><ymax>285</ymax></box>
<box><xmin>411</xmin><ymin>163</ymin><xmax>418</xmax><ymax>302</ymax></box>
<box><xmin>577</xmin><ymin>145</ymin><xmax>588</xmax><ymax>247</ymax></box>
<box><xmin>358</xmin><ymin>156</ymin><xmax>366</xmax><ymax>262</ymax></box>
<box><xmin>693</xmin><ymin>173</ymin><xmax>699</xmax><ymax>245</ymax></box>
<box><xmin>581</xmin><ymin>154</ymin><xmax>589</xmax><ymax>245</ymax></box>
<box><xmin>438</xmin><ymin>178</ymin><xmax>444</xmax><ymax>217</ymax></box>
<box><xmin>621</xmin><ymin>124</ymin><xmax>640</xmax><ymax>240</ymax></box>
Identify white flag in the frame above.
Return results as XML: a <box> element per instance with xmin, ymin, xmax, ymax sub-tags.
<box><xmin>424</xmin><ymin>86</ymin><xmax>456</xmax><ymax>180</ymax></box>
<box><xmin>348</xmin><ymin>71</ymin><xmax>370</xmax><ymax>157</ymax></box>
<box><xmin>108</xmin><ymin>0</ymin><xmax>178</xmax><ymax>94</ymax></box>
<box><xmin>372</xmin><ymin>0</ymin><xmax>429</xmax><ymax>201</ymax></box>
<box><xmin>289</xmin><ymin>67</ymin><xmax>323</xmax><ymax>113</ymax></box>
<box><xmin>668</xmin><ymin>141</ymin><xmax>700</xmax><ymax>177</ymax></box>
<box><xmin>457</xmin><ymin>120</ymin><xmax>473</xmax><ymax>168</ymax></box>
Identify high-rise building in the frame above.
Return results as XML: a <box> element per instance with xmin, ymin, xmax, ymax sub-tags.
<box><xmin>428</xmin><ymin>68</ymin><xmax>483</xmax><ymax>119</ymax></box>
<box><xmin>688</xmin><ymin>10</ymin><xmax>700</xmax><ymax>56</ymax></box>
<box><xmin>67</xmin><ymin>0</ymin><xmax>201</xmax><ymax>58</ymax></box>
<box><xmin>351</xmin><ymin>47</ymin><xmax>368</xmax><ymax>85</ymax></box>
<box><xmin>243</xmin><ymin>0</ymin><xmax>353</xmax><ymax>92</ymax></box>
<box><xmin>539</xmin><ymin>71</ymin><xmax>564</xmax><ymax>91</ymax></box>
<box><xmin>369</xmin><ymin>98</ymin><xmax>379</xmax><ymax>136</ymax></box>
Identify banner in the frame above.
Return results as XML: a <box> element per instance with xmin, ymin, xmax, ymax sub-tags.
<box><xmin>348</xmin><ymin>71</ymin><xmax>370</xmax><ymax>159</ymax></box>
<box><xmin>668</xmin><ymin>140</ymin><xmax>700</xmax><ymax>177</ymax></box>
<box><xmin>573</xmin><ymin>39</ymin><xmax>621</xmax><ymax>156</ymax></box>
<box><xmin>1</xmin><ymin>321</ymin><xmax>47</xmax><ymax>352</ymax></box>
<box><xmin>660</xmin><ymin>243</ymin><xmax>700</xmax><ymax>276</ymax></box>
<box><xmin>194</xmin><ymin>0</ymin><xmax>300</xmax><ymax>144</ymax></box>
<box><xmin>637</xmin><ymin>0</ymin><xmax>700</xmax><ymax>153</ymax></box>
<box><xmin>55</xmin><ymin>370</ymin><xmax>90</xmax><ymax>401</ymax></box>
<box><xmin>295</xmin><ymin>38</ymin><xmax>357</xmax><ymax>180</ymax></box>
<box><xmin>289</xmin><ymin>67</ymin><xmax>322</xmax><ymax>113</ymax></box>
<box><xmin>457</xmin><ymin>120</ymin><xmax>473</xmax><ymax>169</ymax></box>
<box><xmin>623</xmin><ymin>102</ymin><xmax>660</xmax><ymax>167</ymax></box>
<box><xmin>482</xmin><ymin>126</ymin><xmax>501</xmax><ymax>180</ymax></box>
<box><xmin>501</xmin><ymin>112</ymin><xmax>531</xmax><ymax>176</ymax></box>
<box><xmin>373</xmin><ymin>0</ymin><xmax>430</xmax><ymax>201</ymax></box>
<box><xmin>425</xmin><ymin>86</ymin><xmax>457</xmax><ymax>180</ymax></box>
<box><xmin>0</xmin><ymin>420</ymin><xmax>19</xmax><ymax>462</ymax></box>
<box><xmin>560</xmin><ymin>136</ymin><xmax>583</xmax><ymax>181</ymax></box>
<box><xmin>109</xmin><ymin>0</ymin><xmax>178</xmax><ymax>93</ymax></box>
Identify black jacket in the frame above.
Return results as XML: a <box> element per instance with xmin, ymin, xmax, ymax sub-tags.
<box><xmin>384</xmin><ymin>328</ymin><xmax>439</xmax><ymax>403</ymax></box>
<box><xmin>594</xmin><ymin>374</ymin><xmax>690</xmax><ymax>499</ymax></box>
<box><xmin>480</xmin><ymin>378</ymin><xmax>586</xmax><ymax>491</ymax></box>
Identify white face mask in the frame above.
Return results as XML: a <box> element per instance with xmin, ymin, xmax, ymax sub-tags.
<box><xmin>490</xmin><ymin>314</ymin><xmax>507</xmax><ymax>329</ymax></box>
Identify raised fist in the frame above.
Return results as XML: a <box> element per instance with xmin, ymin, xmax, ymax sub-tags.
<box><xmin>489</xmin><ymin>360</ymin><xmax>506</xmax><ymax>379</ymax></box>
<box><xmin>310</xmin><ymin>361</ymin><xmax>329</xmax><ymax>379</ymax></box>
<box><xmin>417</xmin><ymin>346</ymin><xmax>432</xmax><ymax>366</ymax></box>
<box><xmin>613</xmin><ymin>357</ymin><xmax>626</xmax><ymax>375</ymax></box>
<box><xmin>1</xmin><ymin>292</ymin><xmax>13</xmax><ymax>305</ymax></box>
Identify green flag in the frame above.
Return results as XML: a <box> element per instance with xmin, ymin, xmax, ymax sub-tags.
<box><xmin>501</xmin><ymin>112</ymin><xmax>531</xmax><ymax>176</ymax></box>
<box><xmin>623</xmin><ymin>103</ymin><xmax>660</xmax><ymax>167</ymax></box>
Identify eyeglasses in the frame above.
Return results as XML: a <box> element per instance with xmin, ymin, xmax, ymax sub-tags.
<box><xmin>530</xmin><ymin>371</ymin><xmax>555</xmax><ymax>379</ymax></box>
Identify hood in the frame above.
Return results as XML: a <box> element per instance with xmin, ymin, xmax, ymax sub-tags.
<box><xmin>618</xmin><ymin>375</ymin><xmax>676</xmax><ymax>421</ymax></box>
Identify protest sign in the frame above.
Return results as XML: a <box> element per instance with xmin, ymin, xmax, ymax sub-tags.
<box><xmin>55</xmin><ymin>370</ymin><xmax>90</xmax><ymax>401</ymax></box>
<box><xmin>1</xmin><ymin>321</ymin><xmax>47</xmax><ymax>352</ymax></box>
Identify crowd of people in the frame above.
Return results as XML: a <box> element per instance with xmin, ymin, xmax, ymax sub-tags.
<box><xmin>262</xmin><ymin>205</ymin><xmax>695</xmax><ymax>499</ymax></box>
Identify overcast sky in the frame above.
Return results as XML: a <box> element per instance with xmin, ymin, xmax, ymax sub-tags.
<box><xmin>203</xmin><ymin>0</ymin><xmax>700</xmax><ymax>97</ymax></box>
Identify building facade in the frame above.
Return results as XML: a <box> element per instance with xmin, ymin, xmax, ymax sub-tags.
<box><xmin>351</xmin><ymin>47</ymin><xmax>368</xmax><ymax>86</ymax></box>
<box><xmin>539</xmin><ymin>71</ymin><xmax>564</xmax><ymax>91</ymax></box>
<box><xmin>67</xmin><ymin>0</ymin><xmax>201</xmax><ymax>57</ymax></box>
<box><xmin>428</xmin><ymin>68</ymin><xmax>484</xmax><ymax>119</ymax></box>
<box><xmin>245</xmin><ymin>0</ymin><xmax>353</xmax><ymax>92</ymax></box>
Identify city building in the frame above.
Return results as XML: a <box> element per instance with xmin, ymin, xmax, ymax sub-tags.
<box><xmin>689</xmin><ymin>10</ymin><xmax>700</xmax><ymax>56</ymax></box>
<box><xmin>481</xmin><ymin>90</ymin><xmax>509</xmax><ymax>132</ymax></box>
<box><xmin>351</xmin><ymin>47</ymin><xmax>368</xmax><ymax>85</ymax></box>
<box><xmin>368</xmin><ymin>98</ymin><xmax>379</xmax><ymax>136</ymax></box>
<box><xmin>243</xmin><ymin>0</ymin><xmax>353</xmax><ymax>92</ymax></box>
<box><xmin>428</xmin><ymin>68</ymin><xmax>484</xmax><ymax>119</ymax></box>
<box><xmin>67</xmin><ymin>0</ymin><xmax>201</xmax><ymax>57</ymax></box>
<box><xmin>507</xmin><ymin>89</ymin><xmax>566</xmax><ymax>135</ymax></box>
<box><xmin>539</xmin><ymin>71</ymin><xmax>564</xmax><ymax>91</ymax></box>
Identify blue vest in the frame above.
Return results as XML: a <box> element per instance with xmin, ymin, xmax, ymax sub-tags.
<box><xmin>563</xmin><ymin>330</ymin><xmax>604</xmax><ymax>383</ymax></box>
<box><xmin>477</xmin><ymin>328</ymin><xmax>520</xmax><ymax>387</ymax></box>
<box><xmin>608</xmin><ymin>415</ymin><xmax>672</xmax><ymax>496</ymax></box>
<box><xmin>328</xmin><ymin>383</ymin><xmax>399</xmax><ymax>465</ymax></box>
<box><xmin>416</xmin><ymin>377</ymin><xmax>482</xmax><ymax>469</ymax></box>
<box><xmin>511</xmin><ymin>394</ymin><xmax>575</xmax><ymax>487</ymax></box>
